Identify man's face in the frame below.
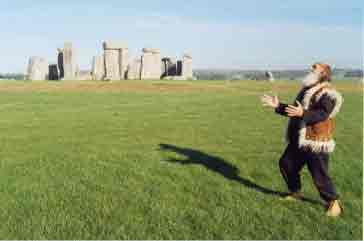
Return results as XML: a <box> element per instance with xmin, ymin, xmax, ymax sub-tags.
<box><xmin>302</xmin><ymin>64</ymin><xmax>330</xmax><ymax>87</ymax></box>
<box><xmin>302</xmin><ymin>68</ymin><xmax>320</xmax><ymax>87</ymax></box>
<box><xmin>312</xmin><ymin>64</ymin><xmax>327</xmax><ymax>77</ymax></box>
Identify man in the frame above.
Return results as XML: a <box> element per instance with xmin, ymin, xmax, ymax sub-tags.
<box><xmin>261</xmin><ymin>63</ymin><xmax>343</xmax><ymax>217</ymax></box>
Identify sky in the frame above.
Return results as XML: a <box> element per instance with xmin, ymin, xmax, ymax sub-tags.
<box><xmin>1</xmin><ymin>0</ymin><xmax>363</xmax><ymax>73</ymax></box>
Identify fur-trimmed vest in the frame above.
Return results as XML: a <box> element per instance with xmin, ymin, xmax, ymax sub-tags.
<box><xmin>286</xmin><ymin>82</ymin><xmax>343</xmax><ymax>153</ymax></box>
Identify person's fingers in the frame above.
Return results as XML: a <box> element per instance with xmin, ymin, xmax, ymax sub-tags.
<box><xmin>286</xmin><ymin>107</ymin><xmax>297</xmax><ymax>112</ymax></box>
<box><xmin>285</xmin><ymin>109</ymin><xmax>298</xmax><ymax>115</ymax></box>
<box><xmin>263</xmin><ymin>102</ymin><xmax>274</xmax><ymax>107</ymax></box>
<box><xmin>287</xmin><ymin>105</ymin><xmax>298</xmax><ymax>109</ymax></box>
<box><xmin>287</xmin><ymin>111</ymin><xmax>298</xmax><ymax>115</ymax></box>
<box><xmin>261</xmin><ymin>99</ymin><xmax>273</xmax><ymax>105</ymax></box>
<box><xmin>261</xmin><ymin>96</ymin><xmax>272</xmax><ymax>102</ymax></box>
<box><xmin>261</xmin><ymin>100</ymin><xmax>269</xmax><ymax>105</ymax></box>
<box><xmin>295</xmin><ymin>100</ymin><xmax>302</xmax><ymax>107</ymax></box>
<box><xmin>286</xmin><ymin>110</ymin><xmax>296</xmax><ymax>115</ymax></box>
<box><xmin>288</xmin><ymin>108</ymin><xmax>299</xmax><ymax>114</ymax></box>
<box><xmin>261</xmin><ymin>96</ymin><xmax>269</xmax><ymax>101</ymax></box>
<box><xmin>286</xmin><ymin>109</ymin><xmax>297</xmax><ymax>114</ymax></box>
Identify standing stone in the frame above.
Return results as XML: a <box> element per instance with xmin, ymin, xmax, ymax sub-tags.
<box><xmin>91</xmin><ymin>56</ymin><xmax>105</xmax><ymax>81</ymax></box>
<box><xmin>141</xmin><ymin>49</ymin><xmax>154</xmax><ymax>80</ymax></box>
<box><xmin>266</xmin><ymin>71</ymin><xmax>275</xmax><ymax>82</ymax></box>
<box><xmin>127</xmin><ymin>58</ymin><xmax>142</xmax><ymax>80</ymax></box>
<box><xmin>168</xmin><ymin>57</ymin><xmax>177</xmax><ymax>76</ymax></box>
<box><xmin>62</xmin><ymin>42</ymin><xmax>75</xmax><ymax>80</ymax></box>
<box><xmin>48</xmin><ymin>64</ymin><xmax>59</xmax><ymax>80</ymax></box>
<box><xmin>176</xmin><ymin>60</ymin><xmax>183</xmax><ymax>76</ymax></box>
<box><xmin>161</xmin><ymin>58</ymin><xmax>169</xmax><ymax>78</ymax></box>
<box><xmin>103</xmin><ymin>41</ymin><xmax>128</xmax><ymax>80</ymax></box>
<box><xmin>161</xmin><ymin>57</ymin><xmax>177</xmax><ymax>78</ymax></box>
<box><xmin>27</xmin><ymin>57</ymin><xmax>48</xmax><ymax>81</ymax></box>
<box><xmin>57</xmin><ymin>48</ymin><xmax>64</xmax><ymax>79</ymax></box>
<box><xmin>75</xmin><ymin>64</ymin><xmax>80</xmax><ymax>79</ymax></box>
<box><xmin>104</xmin><ymin>49</ymin><xmax>120</xmax><ymax>80</ymax></box>
<box><xmin>77</xmin><ymin>70</ymin><xmax>93</xmax><ymax>81</ymax></box>
<box><xmin>119</xmin><ymin>48</ymin><xmax>129</xmax><ymax>79</ymax></box>
<box><xmin>153</xmin><ymin>50</ymin><xmax>162</xmax><ymax>79</ymax></box>
<box><xmin>182</xmin><ymin>54</ymin><xmax>193</xmax><ymax>79</ymax></box>
<box><xmin>141</xmin><ymin>48</ymin><xmax>161</xmax><ymax>80</ymax></box>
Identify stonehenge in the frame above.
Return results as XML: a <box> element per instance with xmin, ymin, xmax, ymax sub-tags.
<box><xmin>141</xmin><ymin>48</ymin><xmax>161</xmax><ymax>80</ymax></box>
<box><xmin>266</xmin><ymin>71</ymin><xmax>275</xmax><ymax>82</ymax></box>
<box><xmin>27</xmin><ymin>41</ymin><xmax>193</xmax><ymax>81</ymax></box>
<box><xmin>91</xmin><ymin>56</ymin><xmax>105</xmax><ymax>81</ymax></box>
<box><xmin>48</xmin><ymin>64</ymin><xmax>59</xmax><ymax>80</ymax></box>
<box><xmin>161</xmin><ymin>57</ymin><xmax>178</xmax><ymax>78</ymax></box>
<box><xmin>27</xmin><ymin>57</ymin><xmax>48</xmax><ymax>81</ymax></box>
<box><xmin>103</xmin><ymin>41</ymin><xmax>128</xmax><ymax>80</ymax></box>
<box><xmin>59</xmin><ymin>42</ymin><xmax>75</xmax><ymax>80</ymax></box>
<box><xmin>57</xmin><ymin>48</ymin><xmax>64</xmax><ymax>79</ymax></box>
<box><xmin>127</xmin><ymin>58</ymin><xmax>142</xmax><ymax>80</ymax></box>
<box><xmin>77</xmin><ymin>70</ymin><xmax>93</xmax><ymax>81</ymax></box>
<box><xmin>182</xmin><ymin>54</ymin><xmax>193</xmax><ymax>79</ymax></box>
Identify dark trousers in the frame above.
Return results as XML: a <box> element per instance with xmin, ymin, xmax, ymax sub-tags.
<box><xmin>279</xmin><ymin>144</ymin><xmax>339</xmax><ymax>202</ymax></box>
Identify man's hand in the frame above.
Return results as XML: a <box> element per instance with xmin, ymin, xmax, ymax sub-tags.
<box><xmin>261</xmin><ymin>94</ymin><xmax>279</xmax><ymax>109</ymax></box>
<box><xmin>285</xmin><ymin>101</ymin><xmax>304</xmax><ymax>117</ymax></box>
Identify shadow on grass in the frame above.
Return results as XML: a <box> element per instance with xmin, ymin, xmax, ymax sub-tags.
<box><xmin>159</xmin><ymin>143</ymin><xmax>322</xmax><ymax>206</ymax></box>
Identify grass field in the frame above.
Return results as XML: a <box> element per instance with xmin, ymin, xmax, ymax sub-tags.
<box><xmin>0</xmin><ymin>80</ymin><xmax>361</xmax><ymax>239</ymax></box>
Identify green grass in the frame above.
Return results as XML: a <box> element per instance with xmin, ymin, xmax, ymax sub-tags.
<box><xmin>0</xmin><ymin>80</ymin><xmax>361</xmax><ymax>239</ymax></box>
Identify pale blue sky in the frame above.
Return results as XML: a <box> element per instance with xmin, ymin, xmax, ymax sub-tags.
<box><xmin>1</xmin><ymin>0</ymin><xmax>363</xmax><ymax>73</ymax></box>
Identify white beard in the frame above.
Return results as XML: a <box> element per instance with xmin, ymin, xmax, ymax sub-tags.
<box><xmin>302</xmin><ymin>72</ymin><xmax>320</xmax><ymax>87</ymax></box>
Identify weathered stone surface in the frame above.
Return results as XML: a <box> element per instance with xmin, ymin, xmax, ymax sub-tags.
<box><xmin>141</xmin><ymin>52</ymin><xmax>154</xmax><ymax>79</ymax></box>
<box><xmin>57</xmin><ymin>48</ymin><xmax>64</xmax><ymax>79</ymax></box>
<box><xmin>75</xmin><ymin>64</ymin><xmax>80</xmax><ymax>79</ymax></box>
<box><xmin>104</xmin><ymin>49</ymin><xmax>120</xmax><ymax>80</ymax></box>
<box><xmin>161</xmin><ymin>58</ymin><xmax>169</xmax><ymax>78</ymax></box>
<box><xmin>141</xmin><ymin>48</ymin><xmax>161</xmax><ymax>80</ymax></box>
<box><xmin>103</xmin><ymin>41</ymin><xmax>128</xmax><ymax>50</ymax></box>
<box><xmin>62</xmin><ymin>42</ymin><xmax>75</xmax><ymax>80</ymax></box>
<box><xmin>154</xmin><ymin>51</ymin><xmax>162</xmax><ymax>79</ymax></box>
<box><xmin>119</xmin><ymin>48</ymin><xmax>129</xmax><ymax>80</ymax></box>
<box><xmin>182</xmin><ymin>54</ymin><xmax>193</xmax><ymax>79</ymax></box>
<box><xmin>170</xmin><ymin>58</ymin><xmax>178</xmax><ymax>76</ymax></box>
<box><xmin>127</xmin><ymin>58</ymin><xmax>142</xmax><ymax>80</ymax></box>
<box><xmin>103</xmin><ymin>41</ymin><xmax>128</xmax><ymax>80</ymax></box>
<box><xmin>156</xmin><ymin>54</ymin><xmax>192</xmax><ymax>80</ymax></box>
<box><xmin>266</xmin><ymin>71</ymin><xmax>275</xmax><ymax>82</ymax></box>
<box><xmin>91</xmin><ymin>56</ymin><xmax>105</xmax><ymax>80</ymax></box>
<box><xmin>176</xmin><ymin>60</ymin><xmax>183</xmax><ymax>76</ymax></box>
<box><xmin>27</xmin><ymin>57</ymin><xmax>48</xmax><ymax>81</ymax></box>
<box><xmin>77</xmin><ymin>70</ymin><xmax>93</xmax><ymax>80</ymax></box>
<box><xmin>48</xmin><ymin>64</ymin><xmax>59</xmax><ymax>80</ymax></box>
<box><xmin>142</xmin><ymin>48</ymin><xmax>160</xmax><ymax>54</ymax></box>
<box><xmin>161</xmin><ymin>57</ymin><xmax>177</xmax><ymax>78</ymax></box>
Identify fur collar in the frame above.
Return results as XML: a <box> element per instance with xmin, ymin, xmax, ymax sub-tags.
<box><xmin>285</xmin><ymin>82</ymin><xmax>343</xmax><ymax>153</ymax></box>
<box><xmin>301</xmin><ymin>82</ymin><xmax>343</xmax><ymax>118</ymax></box>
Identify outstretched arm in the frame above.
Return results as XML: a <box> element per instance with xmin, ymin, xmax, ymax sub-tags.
<box><xmin>261</xmin><ymin>94</ymin><xmax>289</xmax><ymax>117</ymax></box>
<box><xmin>284</xmin><ymin>95</ymin><xmax>335</xmax><ymax>124</ymax></box>
<box><xmin>275</xmin><ymin>103</ymin><xmax>289</xmax><ymax>116</ymax></box>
